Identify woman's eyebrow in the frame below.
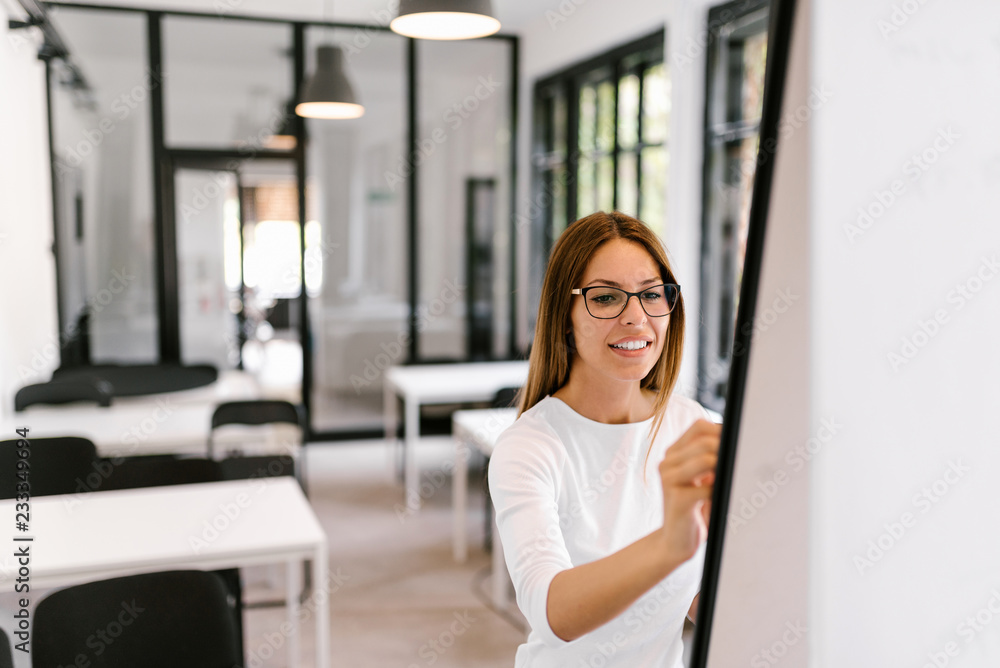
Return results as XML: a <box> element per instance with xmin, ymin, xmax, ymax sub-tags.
<box><xmin>585</xmin><ymin>277</ymin><xmax>662</xmax><ymax>287</ymax></box>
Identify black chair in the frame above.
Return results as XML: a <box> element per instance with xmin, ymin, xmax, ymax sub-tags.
<box><xmin>32</xmin><ymin>570</ymin><xmax>243</xmax><ymax>668</ymax></box>
<box><xmin>0</xmin><ymin>437</ymin><xmax>98</xmax><ymax>499</ymax></box>
<box><xmin>88</xmin><ymin>456</ymin><xmax>242</xmax><ymax>641</ymax></box>
<box><xmin>51</xmin><ymin>363</ymin><xmax>217</xmax><ymax>397</ymax></box>
<box><xmin>97</xmin><ymin>455</ymin><xmax>222</xmax><ymax>492</ymax></box>
<box><xmin>14</xmin><ymin>378</ymin><xmax>113</xmax><ymax>411</ymax></box>
<box><xmin>211</xmin><ymin>400</ymin><xmax>308</xmax><ymax>607</ymax></box>
<box><xmin>0</xmin><ymin>627</ymin><xmax>13</xmax><ymax>668</ymax></box>
<box><xmin>210</xmin><ymin>400</ymin><xmax>305</xmax><ymax>488</ymax></box>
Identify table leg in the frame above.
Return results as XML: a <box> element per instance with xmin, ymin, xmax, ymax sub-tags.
<box><xmin>287</xmin><ymin>558</ymin><xmax>301</xmax><ymax>667</ymax></box>
<box><xmin>384</xmin><ymin>381</ymin><xmax>398</xmax><ymax>474</ymax></box>
<box><xmin>404</xmin><ymin>398</ymin><xmax>421</xmax><ymax>512</ymax></box>
<box><xmin>313</xmin><ymin>546</ymin><xmax>330</xmax><ymax>668</ymax></box>
<box><xmin>453</xmin><ymin>434</ymin><xmax>469</xmax><ymax>563</ymax></box>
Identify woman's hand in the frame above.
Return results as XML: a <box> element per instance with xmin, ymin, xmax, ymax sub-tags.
<box><xmin>658</xmin><ymin>419</ymin><xmax>721</xmax><ymax>564</ymax></box>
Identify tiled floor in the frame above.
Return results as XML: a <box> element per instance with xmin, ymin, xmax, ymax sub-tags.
<box><xmin>241</xmin><ymin>437</ymin><xmax>527</xmax><ymax>667</ymax></box>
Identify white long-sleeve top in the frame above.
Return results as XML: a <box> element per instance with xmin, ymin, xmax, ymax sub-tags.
<box><xmin>488</xmin><ymin>394</ymin><xmax>710</xmax><ymax>667</ymax></box>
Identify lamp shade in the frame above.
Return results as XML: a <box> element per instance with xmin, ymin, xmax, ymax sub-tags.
<box><xmin>295</xmin><ymin>45</ymin><xmax>364</xmax><ymax>119</ymax></box>
<box><xmin>390</xmin><ymin>0</ymin><xmax>501</xmax><ymax>40</ymax></box>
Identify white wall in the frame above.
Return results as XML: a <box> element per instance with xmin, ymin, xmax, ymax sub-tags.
<box><xmin>809</xmin><ymin>0</ymin><xmax>1000</xmax><ymax>664</ymax></box>
<box><xmin>0</xmin><ymin>8</ymin><xmax>59</xmax><ymax>419</ymax></box>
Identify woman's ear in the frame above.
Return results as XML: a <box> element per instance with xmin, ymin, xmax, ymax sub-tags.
<box><xmin>565</xmin><ymin>329</ymin><xmax>575</xmax><ymax>351</ymax></box>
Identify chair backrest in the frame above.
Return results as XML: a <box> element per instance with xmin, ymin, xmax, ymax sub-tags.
<box><xmin>32</xmin><ymin>570</ymin><xmax>243</xmax><ymax>668</ymax></box>
<box><xmin>492</xmin><ymin>386</ymin><xmax>522</xmax><ymax>409</ymax></box>
<box><xmin>0</xmin><ymin>627</ymin><xmax>13</xmax><ymax>668</ymax></box>
<box><xmin>0</xmin><ymin>437</ymin><xmax>98</xmax><ymax>499</ymax></box>
<box><xmin>96</xmin><ymin>456</ymin><xmax>222</xmax><ymax>492</ymax></box>
<box><xmin>211</xmin><ymin>400</ymin><xmax>303</xmax><ymax>430</ymax></box>
<box><xmin>14</xmin><ymin>378</ymin><xmax>113</xmax><ymax>411</ymax></box>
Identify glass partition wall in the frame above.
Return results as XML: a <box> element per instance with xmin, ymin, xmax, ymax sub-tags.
<box><xmin>45</xmin><ymin>4</ymin><xmax>518</xmax><ymax>438</ymax></box>
<box><xmin>48</xmin><ymin>8</ymin><xmax>157</xmax><ymax>364</ymax></box>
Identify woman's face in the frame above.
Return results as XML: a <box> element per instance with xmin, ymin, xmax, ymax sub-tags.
<box><xmin>568</xmin><ymin>238</ymin><xmax>669</xmax><ymax>386</ymax></box>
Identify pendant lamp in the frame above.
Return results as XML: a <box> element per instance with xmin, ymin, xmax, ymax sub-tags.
<box><xmin>390</xmin><ymin>0</ymin><xmax>501</xmax><ymax>40</ymax></box>
<box><xmin>296</xmin><ymin>45</ymin><xmax>364</xmax><ymax>119</ymax></box>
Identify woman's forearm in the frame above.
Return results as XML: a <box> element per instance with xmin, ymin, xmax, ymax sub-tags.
<box><xmin>546</xmin><ymin>530</ymin><xmax>690</xmax><ymax>642</ymax></box>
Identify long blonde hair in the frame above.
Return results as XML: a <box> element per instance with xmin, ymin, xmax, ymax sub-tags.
<box><xmin>518</xmin><ymin>211</ymin><xmax>685</xmax><ymax>449</ymax></box>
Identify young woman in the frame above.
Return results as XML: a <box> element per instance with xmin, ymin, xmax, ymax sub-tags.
<box><xmin>489</xmin><ymin>211</ymin><xmax>720</xmax><ymax>667</ymax></box>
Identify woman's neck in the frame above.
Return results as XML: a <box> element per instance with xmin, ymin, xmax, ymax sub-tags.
<box><xmin>552</xmin><ymin>370</ymin><xmax>655</xmax><ymax>424</ymax></box>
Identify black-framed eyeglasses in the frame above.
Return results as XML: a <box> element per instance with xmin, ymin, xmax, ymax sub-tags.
<box><xmin>571</xmin><ymin>284</ymin><xmax>680</xmax><ymax>319</ymax></box>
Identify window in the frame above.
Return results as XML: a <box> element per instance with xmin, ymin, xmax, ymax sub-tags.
<box><xmin>698</xmin><ymin>0</ymin><xmax>770</xmax><ymax>413</ymax></box>
<box><xmin>529</xmin><ymin>30</ymin><xmax>668</xmax><ymax>337</ymax></box>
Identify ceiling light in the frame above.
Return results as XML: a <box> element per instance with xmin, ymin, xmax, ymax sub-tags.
<box><xmin>295</xmin><ymin>45</ymin><xmax>364</xmax><ymax>120</ymax></box>
<box><xmin>390</xmin><ymin>0</ymin><xmax>501</xmax><ymax>40</ymax></box>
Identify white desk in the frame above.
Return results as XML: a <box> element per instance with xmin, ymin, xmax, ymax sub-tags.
<box><xmin>0</xmin><ymin>371</ymin><xmax>300</xmax><ymax>459</ymax></box>
<box><xmin>452</xmin><ymin>407</ymin><xmax>518</xmax><ymax>608</ymax></box>
<box><xmin>0</xmin><ymin>478</ymin><xmax>329</xmax><ymax>668</ymax></box>
<box><xmin>383</xmin><ymin>361</ymin><xmax>528</xmax><ymax>511</ymax></box>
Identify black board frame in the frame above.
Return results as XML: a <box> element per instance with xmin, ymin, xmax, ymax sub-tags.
<box><xmin>688</xmin><ymin>0</ymin><xmax>799</xmax><ymax>664</ymax></box>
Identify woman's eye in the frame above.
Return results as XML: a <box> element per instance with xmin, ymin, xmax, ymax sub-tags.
<box><xmin>641</xmin><ymin>291</ymin><xmax>662</xmax><ymax>301</ymax></box>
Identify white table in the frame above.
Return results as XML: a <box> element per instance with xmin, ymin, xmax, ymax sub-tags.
<box><xmin>383</xmin><ymin>361</ymin><xmax>528</xmax><ymax>511</ymax></box>
<box><xmin>0</xmin><ymin>478</ymin><xmax>329</xmax><ymax>668</ymax></box>
<box><xmin>452</xmin><ymin>407</ymin><xmax>518</xmax><ymax>608</ymax></box>
<box><xmin>0</xmin><ymin>371</ymin><xmax>300</xmax><ymax>459</ymax></box>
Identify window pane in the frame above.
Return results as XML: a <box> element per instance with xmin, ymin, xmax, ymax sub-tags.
<box><xmin>597</xmin><ymin>155</ymin><xmax>614</xmax><ymax>213</ymax></box>
<box><xmin>596</xmin><ymin>79</ymin><xmax>615</xmax><ymax>153</ymax></box>
<box><xmin>579</xmin><ymin>84</ymin><xmax>596</xmax><ymax>152</ymax></box>
<box><xmin>416</xmin><ymin>38</ymin><xmax>514</xmax><ymax>361</ymax></box>
<box><xmin>617</xmin><ymin>152</ymin><xmax>637</xmax><ymax>217</ymax></box>
<box><xmin>304</xmin><ymin>27</ymin><xmax>408</xmax><ymax>431</ymax></box>
<box><xmin>642</xmin><ymin>62</ymin><xmax>670</xmax><ymax>145</ymax></box>
<box><xmin>640</xmin><ymin>146</ymin><xmax>667</xmax><ymax>233</ymax></box>
<box><xmin>577</xmin><ymin>157</ymin><xmax>595</xmax><ymax>215</ymax></box>
<box><xmin>742</xmin><ymin>31</ymin><xmax>768</xmax><ymax>122</ymax></box>
<box><xmin>48</xmin><ymin>7</ymin><xmax>157</xmax><ymax>363</ymax></box>
<box><xmin>552</xmin><ymin>165</ymin><xmax>568</xmax><ymax>236</ymax></box>
<box><xmin>554</xmin><ymin>90</ymin><xmax>568</xmax><ymax>156</ymax></box>
<box><xmin>618</xmin><ymin>73</ymin><xmax>639</xmax><ymax>149</ymax></box>
<box><xmin>163</xmin><ymin>17</ymin><xmax>293</xmax><ymax>149</ymax></box>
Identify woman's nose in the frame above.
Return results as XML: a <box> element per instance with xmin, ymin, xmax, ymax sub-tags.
<box><xmin>620</xmin><ymin>295</ymin><xmax>647</xmax><ymax>325</ymax></box>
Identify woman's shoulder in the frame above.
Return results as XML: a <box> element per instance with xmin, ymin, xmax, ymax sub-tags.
<box><xmin>665</xmin><ymin>392</ymin><xmax>713</xmax><ymax>422</ymax></box>
<box><xmin>492</xmin><ymin>398</ymin><xmax>567</xmax><ymax>458</ymax></box>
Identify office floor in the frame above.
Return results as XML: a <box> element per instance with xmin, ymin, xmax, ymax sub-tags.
<box><xmin>241</xmin><ymin>437</ymin><xmax>528</xmax><ymax>667</ymax></box>
<box><xmin>240</xmin><ymin>437</ymin><xmax>696</xmax><ymax>667</ymax></box>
